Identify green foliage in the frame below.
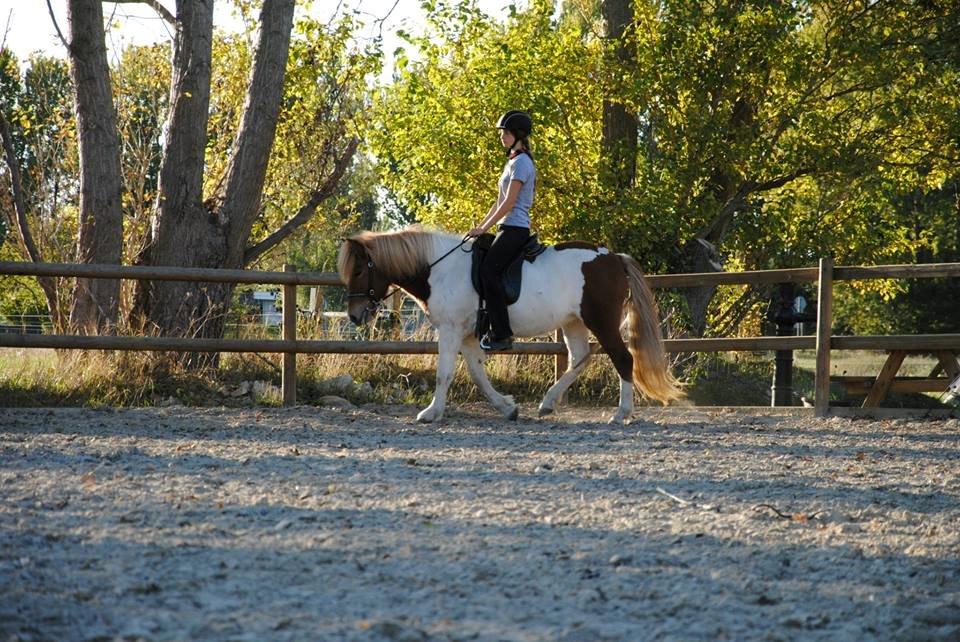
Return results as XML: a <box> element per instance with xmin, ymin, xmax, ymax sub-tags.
<box><xmin>370</xmin><ymin>2</ymin><xmax>606</xmax><ymax>244</ymax></box>
<box><xmin>0</xmin><ymin>50</ymin><xmax>78</xmax><ymax>251</ymax></box>
<box><xmin>112</xmin><ymin>44</ymin><xmax>169</xmax><ymax>265</ymax></box>
<box><xmin>0</xmin><ymin>276</ymin><xmax>47</xmax><ymax>324</ymax></box>
<box><xmin>832</xmin><ymin>180</ymin><xmax>960</xmax><ymax>335</ymax></box>
<box><xmin>203</xmin><ymin>8</ymin><xmax>382</xmax><ymax>272</ymax></box>
<box><xmin>0</xmin><ymin>51</ymin><xmax>78</xmax><ymax>322</ymax></box>
<box><xmin>2</xmin><ymin>1</ymin><xmax>958</xmax><ymax>341</ymax></box>
<box><xmin>371</xmin><ymin>0</ymin><xmax>960</xmax><ymax>335</ymax></box>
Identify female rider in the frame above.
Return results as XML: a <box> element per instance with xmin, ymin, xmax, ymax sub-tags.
<box><xmin>467</xmin><ymin>110</ymin><xmax>536</xmax><ymax>352</ymax></box>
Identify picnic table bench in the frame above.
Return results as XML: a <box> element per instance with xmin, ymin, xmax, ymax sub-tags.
<box><xmin>833</xmin><ymin>349</ymin><xmax>960</xmax><ymax>407</ymax></box>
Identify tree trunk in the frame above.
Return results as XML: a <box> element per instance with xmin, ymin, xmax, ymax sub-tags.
<box><xmin>681</xmin><ymin>170</ymin><xmax>808</xmax><ymax>335</ymax></box>
<box><xmin>131</xmin><ymin>0</ymin><xmax>295</xmax><ymax>364</ymax></box>
<box><xmin>682</xmin><ymin>237</ymin><xmax>724</xmax><ymax>337</ymax></box>
<box><xmin>600</xmin><ymin>0</ymin><xmax>637</xmax><ymax>190</ymax></box>
<box><xmin>66</xmin><ymin>0</ymin><xmax>123</xmax><ymax>334</ymax></box>
<box><xmin>131</xmin><ymin>0</ymin><xmax>223</xmax><ymax>347</ymax></box>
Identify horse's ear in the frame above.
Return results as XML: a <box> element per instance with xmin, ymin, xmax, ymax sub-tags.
<box><xmin>342</xmin><ymin>237</ymin><xmax>370</xmax><ymax>264</ymax></box>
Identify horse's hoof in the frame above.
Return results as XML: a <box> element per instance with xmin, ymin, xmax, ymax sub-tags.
<box><xmin>609</xmin><ymin>412</ymin><xmax>630</xmax><ymax>425</ymax></box>
<box><xmin>507</xmin><ymin>407</ymin><xmax>519</xmax><ymax>421</ymax></box>
<box><xmin>416</xmin><ymin>408</ymin><xmax>437</xmax><ymax>423</ymax></box>
<box><xmin>538</xmin><ymin>406</ymin><xmax>554</xmax><ymax>417</ymax></box>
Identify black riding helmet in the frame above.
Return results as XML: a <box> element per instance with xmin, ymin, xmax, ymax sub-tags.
<box><xmin>496</xmin><ymin>110</ymin><xmax>532</xmax><ymax>140</ymax></box>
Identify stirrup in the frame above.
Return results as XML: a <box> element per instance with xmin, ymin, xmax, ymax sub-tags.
<box><xmin>480</xmin><ymin>333</ymin><xmax>513</xmax><ymax>352</ymax></box>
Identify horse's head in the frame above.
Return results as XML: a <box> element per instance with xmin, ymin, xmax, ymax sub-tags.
<box><xmin>338</xmin><ymin>227</ymin><xmax>438</xmax><ymax>324</ymax></box>
<box><xmin>337</xmin><ymin>237</ymin><xmax>393</xmax><ymax>326</ymax></box>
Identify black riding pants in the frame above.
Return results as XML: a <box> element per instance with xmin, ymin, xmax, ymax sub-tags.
<box><xmin>480</xmin><ymin>225</ymin><xmax>530</xmax><ymax>338</ymax></box>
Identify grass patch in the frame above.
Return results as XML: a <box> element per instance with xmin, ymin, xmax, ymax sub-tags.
<box><xmin>0</xmin><ymin>349</ymin><xmax>231</xmax><ymax>407</ymax></box>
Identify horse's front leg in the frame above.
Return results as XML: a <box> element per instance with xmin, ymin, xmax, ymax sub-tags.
<box><xmin>416</xmin><ymin>328</ymin><xmax>462</xmax><ymax>423</ymax></box>
<box><xmin>461</xmin><ymin>337</ymin><xmax>519</xmax><ymax>420</ymax></box>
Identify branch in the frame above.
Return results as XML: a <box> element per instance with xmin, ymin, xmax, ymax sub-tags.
<box><xmin>711</xmin><ymin>285</ymin><xmax>762</xmax><ymax>337</ymax></box>
<box><xmin>698</xmin><ymin>168</ymin><xmax>812</xmax><ymax>244</ymax></box>
<box><xmin>0</xmin><ymin>108</ymin><xmax>61</xmax><ymax>326</ymax></box>
<box><xmin>655</xmin><ymin>486</ymin><xmax>691</xmax><ymax>506</ymax></box>
<box><xmin>45</xmin><ymin>0</ymin><xmax>69</xmax><ymax>50</ymax></box>
<box><xmin>743</xmin><ymin>168</ymin><xmax>813</xmax><ymax>194</ymax></box>
<box><xmin>242</xmin><ymin>137</ymin><xmax>359</xmax><ymax>266</ymax></box>
<box><xmin>0</xmin><ymin>110</ymin><xmax>42</xmax><ymax>264</ymax></box>
<box><xmin>698</xmin><ymin>189</ymin><xmax>748</xmax><ymax>244</ymax></box>
<box><xmin>107</xmin><ymin>0</ymin><xmax>176</xmax><ymax>26</ymax></box>
<box><xmin>1</xmin><ymin>9</ymin><xmax>12</xmax><ymax>51</ymax></box>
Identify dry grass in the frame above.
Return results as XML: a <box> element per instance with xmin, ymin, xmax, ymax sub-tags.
<box><xmin>0</xmin><ymin>332</ymin><xmax>622</xmax><ymax>409</ymax></box>
<box><xmin>0</xmin><ymin>348</ymin><xmax>226</xmax><ymax>407</ymax></box>
<box><xmin>1</xmin><ymin>343</ymin><xmax>952</xmax><ymax>409</ymax></box>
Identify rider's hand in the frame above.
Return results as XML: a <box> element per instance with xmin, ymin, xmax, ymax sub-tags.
<box><xmin>467</xmin><ymin>227</ymin><xmax>485</xmax><ymax>238</ymax></box>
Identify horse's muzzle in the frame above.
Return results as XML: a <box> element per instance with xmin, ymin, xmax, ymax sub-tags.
<box><xmin>348</xmin><ymin>306</ymin><xmax>374</xmax><ymax>326</ymax></box>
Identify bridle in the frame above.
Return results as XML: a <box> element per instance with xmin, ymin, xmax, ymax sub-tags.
<box><xmin>345</xmin><ymin>235</ymin><xmax>473</xmax><ymax>315</ymax></box>
<box><xmin>346</xmin><ymin>257</ymin><xmax>388</xmax><ymax>316</ymax></box>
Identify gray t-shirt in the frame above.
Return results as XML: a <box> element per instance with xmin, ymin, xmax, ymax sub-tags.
<box><xmin>498</xmin><ymin>152</ymin><xmax>536</xmax><ymax>228</ymax></box>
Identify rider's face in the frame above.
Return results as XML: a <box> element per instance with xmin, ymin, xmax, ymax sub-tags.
<box><xmin>499</xmin><ymin>128</ymin><xmax>515</xmax><ymax>149</ymax></box>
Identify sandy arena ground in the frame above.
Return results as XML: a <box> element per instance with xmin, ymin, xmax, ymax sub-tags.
<box><xmin>1</xmin><ymin>404</ymin><xmax>959</xmax><ymax>641</ymax></box>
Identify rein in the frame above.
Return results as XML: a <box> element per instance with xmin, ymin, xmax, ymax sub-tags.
<box><xmin>348</xmin><ymin>235</ymin><xmax>473</xmax><ymax>311</ymax></box>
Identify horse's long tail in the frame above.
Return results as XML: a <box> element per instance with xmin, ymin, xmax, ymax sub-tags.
<box><xmin>619</xmin><ymin>254</ymin><xmax>684</xmax><ymax>404</ymax></box>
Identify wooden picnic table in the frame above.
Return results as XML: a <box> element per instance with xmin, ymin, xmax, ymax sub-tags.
<box><xmin>833</xmin><ymin>350</ymin><xmax>960</xmax><ymax>407</ymax></box>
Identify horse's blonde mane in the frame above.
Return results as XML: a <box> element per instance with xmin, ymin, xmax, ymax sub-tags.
<box><xmin>337</xmin><ymin>226</ymin><xmax>438</xmax><ymax>283</ymax></box>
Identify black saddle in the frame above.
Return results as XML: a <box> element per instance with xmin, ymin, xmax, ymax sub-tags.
<box><xmin>470</xmin><ymin>232</ymin><xmax>547</xmax><ymax>305</ymax></box>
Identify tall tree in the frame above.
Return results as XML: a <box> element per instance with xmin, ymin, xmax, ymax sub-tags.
<box><xmin>128</xmin><ymin>0</ymin><xmax>358</xmax><ymax>356</ymax></box>
<box><xmin>66</xmin><ymin>0</ymin><xmax>123</xmax><ymax>334</ymax></box>
<box><xmin>643</xmin><ymin>0</ymin><xmax>960</xmax><ymax>334</ymax></box>
<box><xmin>0</xmin><ymin>107</ymin><xmax>63</xmax><ymax>329</ymax></box>
<box><xmin>600</xmin><ymin>0</ymin><xmax>637</xmax><ymax>190</ymax></box>
<box><xmin>131</xmin><ymin>0</ymin><xmax>223</xmax><ymax>340</ymax></box>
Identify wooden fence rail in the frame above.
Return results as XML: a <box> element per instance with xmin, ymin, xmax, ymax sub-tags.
<box><xmin>2</xmin><ymin>259</ymin><xmax>960</xmax><ymax>416</ymax></box>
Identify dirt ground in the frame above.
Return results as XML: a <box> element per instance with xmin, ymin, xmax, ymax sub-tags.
<box><xmin>1</xmin><ymin>403</ymin><xmax>959</xmax><ymax>641</ymax></box>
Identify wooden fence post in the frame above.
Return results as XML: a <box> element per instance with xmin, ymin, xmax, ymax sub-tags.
<box><xmin>814</xmin><ymin>258</ymin><xmax>833</xmax><ymax>417</ymax></box>
<box><xmin>282</xmin><ymin>264</ymin><xmax>297</xmax><ymax>407</ymax></box>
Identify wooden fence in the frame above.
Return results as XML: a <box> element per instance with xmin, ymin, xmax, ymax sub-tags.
<box><xmin>2</xmin><ymin>259</ymin><xmax>959</xmax><ymax>416</ymax></box>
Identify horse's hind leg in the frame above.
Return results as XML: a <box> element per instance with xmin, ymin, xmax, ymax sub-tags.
<box><xmin>538</xmin><ymin>321</ymin><xmax>592</xmax><ymax>417</ymax></box>
<box><xmin>585</xmin><ymin>317</ymin><xmax>635</xmax><ymax>424</ymax></box>
<box><xmin>461</xmin><ymin>337</ymin><xmax>519</xmax><ymax>420</ymax></box>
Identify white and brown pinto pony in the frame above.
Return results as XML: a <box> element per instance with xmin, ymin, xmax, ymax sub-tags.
<box><xmin>338</xmin><ymin>227</ymin><xmax>682</xmax><ymax>423</ymax></box>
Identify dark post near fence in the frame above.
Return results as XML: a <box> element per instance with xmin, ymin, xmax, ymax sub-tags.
<box><xmin>771</xmin><ymin>282</ymin><xmax>817</xmax><ymax>406</ymax></box>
